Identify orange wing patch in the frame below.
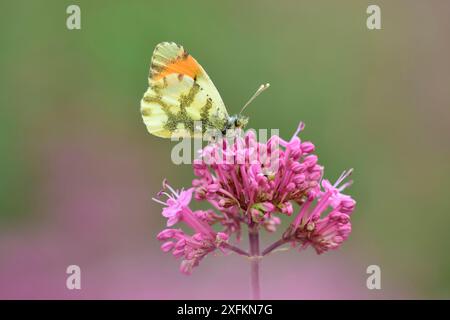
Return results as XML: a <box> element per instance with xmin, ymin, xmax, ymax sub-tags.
<box><xmin>149</xmin><ymin>42</ymin><xmax>202</xmax><ymax>81</ymax></box>
<box><xmin>153</xmin><ymin>55</ymin><xmax>201</xmax><ymax>81</ymax></box>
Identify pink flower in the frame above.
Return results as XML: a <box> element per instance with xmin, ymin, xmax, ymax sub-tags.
<box><xmin>286</xmin><ymin>169</ymin><xmax>356</xmax><ymax>254</ymax></box>
<box><xmin>152</xmin><ymin>180</ymin><xmax>193</xmax><ymax>226</ymax></box>
<box><xmin>153</xmin><ymin>181</ymin><xmax>233</xmax><ymax>273</ymax></box>
<box><xmin>192</xmin><ymin>123</ymin><xmax>323</xmax><ymax>226</ymax></box>
<box><xmin>152</xmin><ymin>122</ymin><xmax>356</xmax><ymax>276</ymax></box>
<box><xmin>157</xmin><ymin>228</ymin><xmax>229</xmax><ymax>274</ymax></box>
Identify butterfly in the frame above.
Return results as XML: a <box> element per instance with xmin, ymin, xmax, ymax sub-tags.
<box><xmin>140</xmin><ymin>42</ymin><xmax>269</xmax><ymax>138</ymax></box>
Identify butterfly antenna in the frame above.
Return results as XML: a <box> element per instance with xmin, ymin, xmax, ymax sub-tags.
<box><xmin>239</xmin><ymin>83</ymin><xmax>270</xmax><ymax>115</ymax></box>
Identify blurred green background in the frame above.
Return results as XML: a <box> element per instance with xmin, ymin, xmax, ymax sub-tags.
<box><xmin>0</xmin><ymin>0</ymin><xmax>449</xmax><ymax>299</ymax></box>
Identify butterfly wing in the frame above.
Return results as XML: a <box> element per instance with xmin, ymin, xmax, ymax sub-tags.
<box><xmin>141</xmin><ymin>42</ymin><xmax>229</xmax><ymax>138</ymax></box>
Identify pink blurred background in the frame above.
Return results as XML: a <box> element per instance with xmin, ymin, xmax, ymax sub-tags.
<box><xmin>1</xmin><ymin>0</ymin><xmax>449</xmax><ymax>299</ymax></box>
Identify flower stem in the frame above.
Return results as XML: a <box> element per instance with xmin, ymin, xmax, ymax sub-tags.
<box><xmin>262</xmin><ymin>238</ymin><xmax>289</xmax><ymax>256</ymax></box>
<box><xmin>249</xmin><ymin>225</ymin><xmax>261</xmax><ymax>300</ymax></box>
<box><xmin>222</xmin><ymin>243</ymin><xmax>249</xmax><ymax>257</ymax></box>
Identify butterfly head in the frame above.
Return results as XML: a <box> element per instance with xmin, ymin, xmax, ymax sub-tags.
<box><xmin>220</xmin><ymin>83</ymin><xmax>270</xmax><ymax>135</ymax></box>
<box><xmin>222</xmin><ymin>114</ymin><xmax>249</xmax><ymax>135</ymax></box>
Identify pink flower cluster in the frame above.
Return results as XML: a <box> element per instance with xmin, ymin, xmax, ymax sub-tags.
<box><xmin>153</xmin><ymin>123</ymin><xmax>356</xmax><ymax>274</ymax></box>
<box><xmin>285</xmin><ymin>169</ymin><xmax>356</xmax><ymax>254</ymax></box>
<box><xmin>153</xmin><ymin>183</ymin><xmax>229</xmax><ymax>274</ymax></box>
